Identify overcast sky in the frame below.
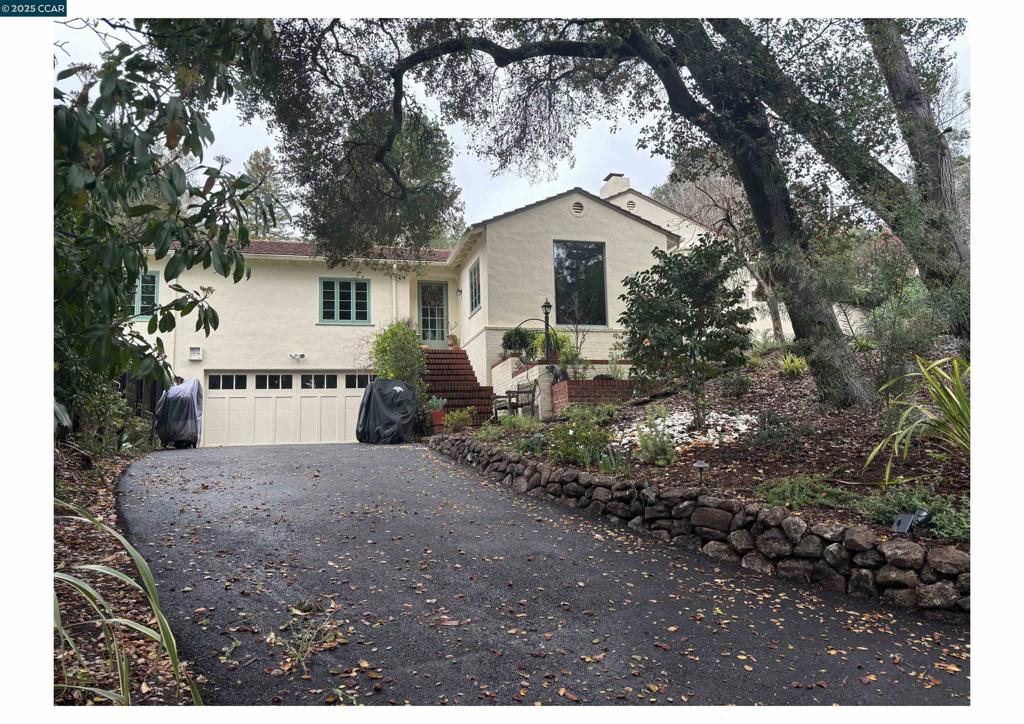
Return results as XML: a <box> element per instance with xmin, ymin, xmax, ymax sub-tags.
<box><xmin>54</xmin><ymin>21</ymin><xmax>970</xmax><ymax>229</ymax></box>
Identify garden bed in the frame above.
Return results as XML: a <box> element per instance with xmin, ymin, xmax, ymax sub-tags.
<box><xmin>451</xmin><ymin>347</ymin><xmax>969</xmax><ymax>612</ymax></box>
<box><xmin>608</xmin><ymin>349</ymin><xmax>969</xmax><ymax>545</ymax></box>
<box><xmin>54</xmin><ymin>446</ymin><xmax>198</xmax><ymax>705</ymax></box>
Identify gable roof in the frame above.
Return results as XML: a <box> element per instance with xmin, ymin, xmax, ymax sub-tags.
<box><xmin>467</xmin><ymin>187</ymin><xmax>682</xmax><ymax>241</ymax></box>
<box><xmin>604</xmin><ymin>188</ymin><xmax>712</xmax><ymax>233</ymax></box>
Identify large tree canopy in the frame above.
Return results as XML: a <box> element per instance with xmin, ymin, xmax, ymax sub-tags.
<box><xmin>54</xmin><ymin>19</ymin><xmax>276</xmax><ymax>420</ymax></box>
<box><xmin>243</xmin><ymin>18</ymin><xmax>967</xmax><ymax>405</ymax></box>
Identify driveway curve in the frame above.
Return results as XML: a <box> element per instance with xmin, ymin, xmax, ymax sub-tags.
<box><xmin>118</xmin><ymin>443</ymin><xmax>969</xmax><ymax>705</ymax></box>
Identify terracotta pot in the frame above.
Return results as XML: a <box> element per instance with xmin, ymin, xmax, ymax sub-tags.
<box><xmin>431</xmin><ymin>410</ymin><xmax>446</xmax><ymax>428</ymax></box>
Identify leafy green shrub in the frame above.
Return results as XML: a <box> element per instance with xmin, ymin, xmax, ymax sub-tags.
<box><xmin>721</xmin><ymin>371</ymin><xmax>753</xmax><ymax>398</ymax></box>
<box><xmin>442</xmin><ymin>408</ymin><xmax>472</xmax><ymax>432</ymax></box>
<box><xmin>618</xmin><ymin>239</ymin><xmax>753</xmax><ymax>429</ymax></box>
<box><xmin>500</xmin><ymin>414</ymin><xmax>541</xmax><ymax>432</ymax></box>
<box><xmin>778</xmin><ymin>352</ymin><xmax>809</xmax><ymax>377</ymax></box>
<box><xmin>858</xmin><ymin>481</ymin><xmax>969</xmax><ymax>542</ymax></box>
<box><xmin>636</xmin><ymin>405</ymin><xmax>677</xmax><ymax>466</ymax></box>
<box><xmin>558</xmin><ymin>343</ymin><xmax>594</xmax><ymax>381</ymax></box>
<box><xmin>547</xmin><ymin>409</ymin><xmax>612</xmax><ymax>468</ymax></box>
<box><xmin>851</xmin><ymin>335</ymin><xmax>876</xmax><ymax>352</ymax></box>
<box><xmin>864</xmin><ymin>277</ymin><xmax>946</xmax><ymax>392</ymax></box>
<box><xmin>866</xmin><ymin>357</ymin><xmax>970</xmax><ymax>482</ymax></box>
<box><xmin>750</xmin><ymin>332</ymin><xmax>784</xmax><ymax>356</ymax></box>
<box><xmin>370</xmin><ymin>319</ymin><xmax>426</xmax><ymax>392</ymax></box>
<box><xmin>474</xmin><ymin>423</ymin><xmax>503</xmax><ymax>442</ymax></box>
<box><xmin>757</xmin><ymin>474</ymin><xmax>854</xmax><ymax>510</ymax></box>
<box><xmin>514</xmin><ymin>433</ymin><xmax>546</xmax><ymax>456</ymax></box>
<box><xmin>533</xmin><ymin>330</ymin><xmax>572</xmax><ymax>361</ymax></box>
<box><xmin>749</xmin><ymin>411</ymin><xmax>814</xmax><ymax>452</ymax></box>
<box><xmin>607</xmin><ymin>348</ymin><xmax>626</xmax><ymax>381</ymax></box>
<box><xmin>501</xmin><ymin>327</ymin><xmax>539</xmax><ymax>362</ymax></box>
<box><xmin>598</xmin><ymin>444</ymin><xmax>632</xmax><ymax>476</ymax></box>
<box><xmin>70</xmin><ymin>381</ymin><xmax>133</xmax><ymax>459</ymax></box>
<box><xmin>745</xmin><ymin>353</ymin><xmax>764</xmax><ymax>369</ymax></box>
<box><xmin>118</xmin><ymin>414</ymin><xmax>157</xmax><ymax>455</ymax></box>
<box><xmin>930</xmin><ymin>498</ymin><xmax>970</xmax><ymax>542</ymax></box>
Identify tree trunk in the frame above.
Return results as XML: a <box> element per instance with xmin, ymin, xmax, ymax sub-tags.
<box><xmin>765</xmin><ymin>287</ymin><xmax>786</xmax><ymax>344</ymax></box>
<box><xmin>863</xmin><ymin>18</ymin><xmax>970</xmax><ymax>345</ymax></box>
<box><xmin>748</xmin><ymin>267</ymin><xmax>787</xmax><ymax>343</ymax></box>
<box><xmin>721</xmin><ymin>117</ymin><xmax>874</xmax><ymax>406</ymax></box>
<box><xmin>628</xmin><ymin>23</ymin><xmax>874</xmax><ymax>406</ymax></box>
<box><xmin>708</xmin><ymin>19</ymin><xmax>970</xmax><ymax>345</ymax></box>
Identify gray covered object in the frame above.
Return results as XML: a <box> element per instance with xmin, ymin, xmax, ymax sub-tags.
<box><xmin>355</xmin><ymin>379</ymin><xmax>418</xmax><ymax>444</ymax></box>
<box><xmin>154</xmin><ymin>379</ymin><xmax>203</xmax><ymax>447</ymax></box>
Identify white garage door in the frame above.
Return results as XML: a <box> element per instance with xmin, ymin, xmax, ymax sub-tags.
<box><xmin>203</xmin><ymin>372</ymin><xmax>373</xmax><ymax>447</ymax></box>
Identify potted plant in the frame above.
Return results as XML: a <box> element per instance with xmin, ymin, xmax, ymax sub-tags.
<box><xmin>447</xmin><ymin>333</ymin><xmax>460</xmax><ymax>350</ymax></box>
<box><xmin>426</xmin><ymin>396</ymin><xmax>447</xmax><ymax>428</ymax></box>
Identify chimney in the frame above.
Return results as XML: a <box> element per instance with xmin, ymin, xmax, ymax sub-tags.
<box><xmin>600</xmin><ymin>172</ymin><xmax>630</xmax><ymax>198</ymax></box>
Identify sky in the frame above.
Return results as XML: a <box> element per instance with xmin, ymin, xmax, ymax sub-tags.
<box><xmin>54</xmin><ymin>21</ymin><xmax>970</xmax><ymax>229</ymax></box>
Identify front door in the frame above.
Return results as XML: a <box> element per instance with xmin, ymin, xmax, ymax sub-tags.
<box><xmin>418</xmin><ymin>281</ymin><xmax>448</xmax><ymax>349</ymax></box>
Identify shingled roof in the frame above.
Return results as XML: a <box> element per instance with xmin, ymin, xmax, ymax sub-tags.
<box><xmin>240</xmin><ymin>240</ymin><xmax>451</xmax><ymax>263</ymax></box>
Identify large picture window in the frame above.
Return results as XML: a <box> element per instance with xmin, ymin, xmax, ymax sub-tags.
<box><xmin>468</xmin><ymin>259</ymin><xmax>481</xmax><ymax>314</ymax></box>
<box><xmin>553</xmin><ymin>241</ymin><xmax>607</xmax><ymax>326</ymax></box>
<box><xmin>320</xmin><ymin>278</ymin><xmax>370</xmax><ymax>324</ymax></box>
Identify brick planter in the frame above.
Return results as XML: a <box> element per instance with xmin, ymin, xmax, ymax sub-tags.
<box><xmin>551</xmin><ymin>379</ymin><xmax>634</xmax><ymax>416</ymax></box>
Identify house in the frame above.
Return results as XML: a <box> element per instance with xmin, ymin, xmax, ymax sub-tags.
<box><xmin>136</xmin><ymin>173</ymin><xmax>783</xmax><ymax>447</ymax></box>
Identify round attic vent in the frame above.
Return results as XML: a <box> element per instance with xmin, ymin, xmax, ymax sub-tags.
<box><xmin>625</xmin><ymin>200</ymin><xmax>637</xmax><ymax>211</ymax></box>
<box><xmin>570</xmin><ymin>200</ymin><xmax>585</xmax><ymax>217</ymax></box>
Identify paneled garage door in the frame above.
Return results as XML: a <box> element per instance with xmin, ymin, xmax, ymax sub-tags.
<box><xmin>203</xmin><ymin>371</ymin><xmax>373</xmax><ymax>447</ymax></box>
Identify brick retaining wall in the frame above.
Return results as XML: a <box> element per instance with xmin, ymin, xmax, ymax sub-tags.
<box><xmin>551</xmin><ymin>379</ymin><xmax>635</xmax><ymax>416</ymax></box>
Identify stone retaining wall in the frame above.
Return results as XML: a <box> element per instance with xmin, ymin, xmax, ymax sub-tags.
<box><xmin>429</xmin><ymin>434</ymin><xmax>969</xmax><ymax>614</ymax></box>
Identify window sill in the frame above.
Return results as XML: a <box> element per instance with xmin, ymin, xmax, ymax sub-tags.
<box><xmin>469</xmin><ymin>306</ymin><xmax>481</xmax><ymax>319</ymax></box>
<box><xmin>316</xmin><ymin>321</ymin><xmax>374</xmax><ymax>327</ymax></box>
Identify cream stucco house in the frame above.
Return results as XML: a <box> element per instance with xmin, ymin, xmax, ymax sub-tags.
<box><xmin>136</xmin><ymin>173</ymin><xmax>783</xmax><ymax>447</ymax></box>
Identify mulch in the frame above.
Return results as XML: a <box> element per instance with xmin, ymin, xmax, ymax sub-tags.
<box><xmin>53</xmin><ymin>445</ymin><xmax>199</xmax><ymax>706</ymax></box>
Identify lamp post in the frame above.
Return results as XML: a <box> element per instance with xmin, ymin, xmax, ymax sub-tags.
<box><xmin>541</xmin><ymin>298</ymin><xmax>553</xmax><ymax>362</ymax></box>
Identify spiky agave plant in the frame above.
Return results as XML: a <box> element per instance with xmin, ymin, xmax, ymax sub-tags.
<box><xmin>53</xmin><ymin>500</ymin><xmax>202</xmax><ymax>705</ymax></box>
<box><xmin>866</xmin><ymin>356</ymin><xmax>970</xmax><ymax>483</ymax></box>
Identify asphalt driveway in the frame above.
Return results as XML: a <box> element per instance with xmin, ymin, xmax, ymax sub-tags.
<box><xmin>118</xmin><ymin>443</ymin><xmax>970</xmax><ymax>705</ymax></box>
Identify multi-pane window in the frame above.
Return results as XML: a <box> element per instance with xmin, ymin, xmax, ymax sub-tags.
<box><xmin>255</xmin><ymin>374</ymin><xmax>293</xmax><ymax>390</ymax></box>
<box><xmin>345</xmin><ymin>374</ymin><xmax>373</xmax><ymax>389</ymax></box>
<box><xmin>320</xmin><ymin>278</ymin><xmax>370</xmax><ymax>324</ymax></box>
<box><xmin>553</xmin><ymin>241</ymin><xmax>607</xmax><ymax>326</ymax></box>
<box><xmin>301</xmin><ymin>374</ymin><xmax>338</xmax><ymax>389</ymax></box>
<box><xmin>132</xmin><ymin>272</ymin><xmax>159</xmax><ymax>316</ymax></box>
<box><xmin>207</xmin><ymin>374</ymin><xmax>247</xmax><ymax>390</ymax></box>
<box><xmin>468</xmin><ymin>259</ymin><xmax>481</xmax><ymax>314</ymax></box>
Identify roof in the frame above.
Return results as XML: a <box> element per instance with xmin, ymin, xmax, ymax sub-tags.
<box><xmin>240</xmin><ymin>239</ymin><xmax>451</xmax><ymax>263</ymax></box>
<box><xmin>465</xmin><ymin>187</ymin><xmax>681</xmax><ymax>241</ymax></box>
<box><xmin>603</xmin><ymin>172</ymin><xmax>624</xmax><ymax>181</ymax></box>
<box><xmin>603</xmin><ymin>188</ymin><xmax>713</xmax><ymax>232</ymax></box>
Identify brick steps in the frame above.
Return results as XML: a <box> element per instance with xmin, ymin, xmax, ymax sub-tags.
<box><xmin>424</xmin><ymin>348</ymin><xmax>493</xmax><ymax>430</ymax></box>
